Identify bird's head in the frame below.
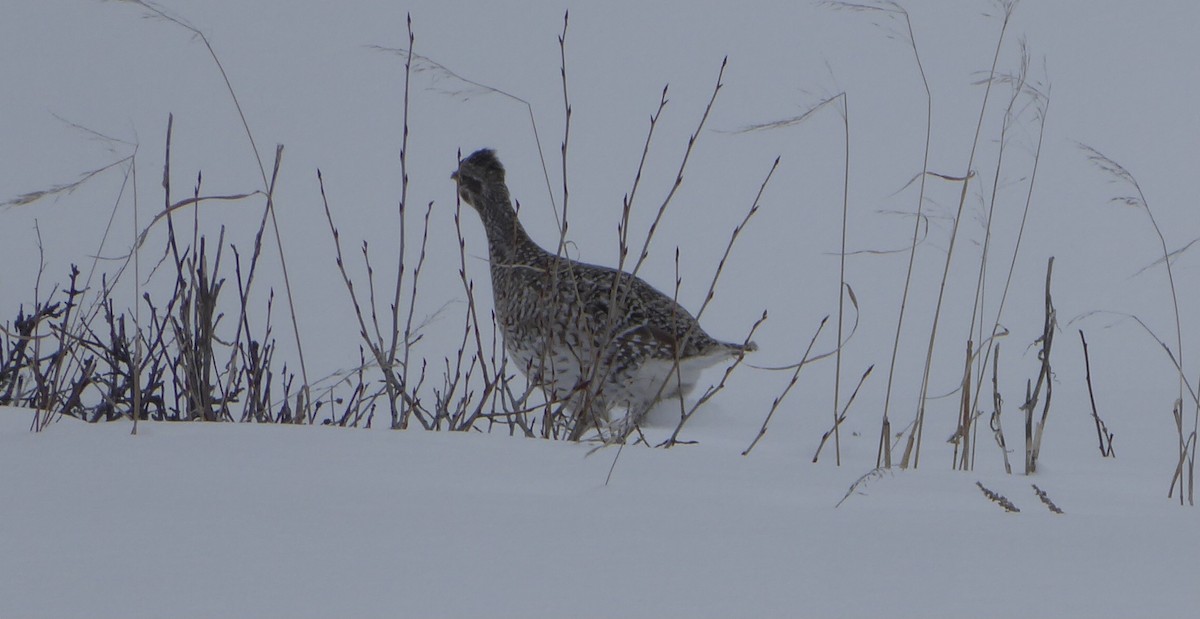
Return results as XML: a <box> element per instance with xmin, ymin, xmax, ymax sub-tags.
<box><xmin>451</xmin><ymin>148</ymin><xmax>507</xmax><ymax>209</ymax></box>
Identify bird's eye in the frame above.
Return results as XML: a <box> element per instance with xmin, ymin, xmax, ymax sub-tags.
<box><xmin>458</xmin><ymin>175</ymin><xmax>483</xmax><ymax>199</ymax></box>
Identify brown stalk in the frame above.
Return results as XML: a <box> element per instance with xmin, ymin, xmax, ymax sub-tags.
<box><xmin>991</xmin><ymin>344</ymin><xmax>1012</xmax><ymax>474</ymax></box>
<box><xmin>902</xmin><ymin>1</ymin><xmax>1014</xmax><ymax>470</ymax></box>
<box><xmin>1078</xmin><ymin>330</ymin><xmax>1115</xmax><ymax>457</ymax></box>
<box><xmin>1021</xmin><ymin>257</ymin><xmax>1056</xmax><ymax>474</ymax></box>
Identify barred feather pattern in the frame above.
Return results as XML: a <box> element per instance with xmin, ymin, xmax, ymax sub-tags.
<box><xmin>452</xmin><ymin>148</ymin><xmax>754</xmax><ymax>440</ymax></box>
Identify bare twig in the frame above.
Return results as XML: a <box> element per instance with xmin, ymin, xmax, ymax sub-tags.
<box><xmin>386</xmin><ymin>16</ymin><xmax>418</xmax><ymax>428</ymax></box>
<box><xmin>814</xmin><ymin>364</ymin><xmax>873</xmax><ymax>463</ymax></box>
<box><xmin>1032</xmin><ymin>484</ymin><xmax>1064</xmax><ymax>514</ymax></box>
<box><xmin>977</xmin><ymin>481</ymin><xmax>1020</xmax><ymax>513</ymax></box>
<box><xmin>744</xmin><ymin>315</ymin><xmax>829</xmax><ymax>456</ymax></box>
<box><xmin>1079</xmin><ymin>330</ymin><xmax>1115</xmax><ymax>457</ymax></box>
<box><xmin>117</xmin><ymin>0</ymin><xmax>311</xmax><ymax>422</ymax></box>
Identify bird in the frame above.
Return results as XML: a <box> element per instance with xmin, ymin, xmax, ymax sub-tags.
<box><xmin>451</xmin><ymin>148</ymin><xmax>755</xmax><ymax>442</ymax></box>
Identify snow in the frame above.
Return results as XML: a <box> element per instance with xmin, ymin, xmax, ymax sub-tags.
<box><xmin>2</xmin><ymin>0</ymin><xmax>1198</xmax><ymax>617</ymax></box>
<box><xmin>3</xmin><ymin>408</ymin><xmax>1195</xmax><ymax>619</ymax></box>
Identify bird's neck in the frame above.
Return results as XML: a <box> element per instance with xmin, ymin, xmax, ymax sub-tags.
<box><xmin>477</xmin><ymin>191</ymin><xmax>542</xmax><ymax>266</ymax></box>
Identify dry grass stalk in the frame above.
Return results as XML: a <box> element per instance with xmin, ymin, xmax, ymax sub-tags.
<box><xmin>736</xmin><ymin>85</ymin><xmax>855</xmax><ymax>464</ymax></box>
<box><xmin>956</xmin><ymin>44</ymin><xmax>1034</xmax><ymax>474</ymax></box>
<box><xmin>1078</xmin><ymin>144</ymin><xmax>1185</xmax><ymax>393</ymax></box>
<box><xmin>1078</xmin><ymin>330</ymin><xmax>1115</xmax><ymax>457</ymax></box>
<box><xmin>824</xmin><ymin>2</ymin><xmax>935</xmax><ymax>472</ymax></box>
<box><xmin>962</xmin><ymin>43</ymin><xmax>1051</xmax><ymax>469</ymax></box>
<box><xmin>953</xmin><ymin>340</ymin><xmax>974</xmax><ymax>471</ymax></box>
<box><xmin>1</xmin><ymin>158</ymin><xmax>133</xmax><ymax>209</ymax></box>
<box><xmin>738</xmin><ymin>89</ymin><xmax>865</xmax><ymax>461</ymax></box>
<box><xmin>1021</xmin><ymin>257</ymin><xmax>1056</xmax><ymax>475</ymax></box>
<box><xmin>955</xmin><ymin>45</ymin><xmax>1051</xmax><ymax>477</ymax></box>
<box><xmin>990</xmin><ymin>344</ymin><xmax>1012</xmax><ymax>474</ymax></box>
<box><xmin>1074</xmin><ymin>312</ymin><xmax>1199</xmax><ymax>501</ymax></box>
<box><xmin>835</xmin><ymin>467</ymin><xmax>889</xmax><ymax>509</ymax></box>
<box><xmin>903</xmin><ymin>2</ymin><xmax>1014</xmax><ymax>470</ymax></box>
<box><xmin>1170</xmin><ymin>399</ymin><xmax>1193</xmax><ymax>504</ymax></box>
<box><xmin>1080</xmin><ymin>143</ymin><xmax>1193</xmax><ymax>503</ymax></box>
<box><xmin>832</xmin><ymin>93</ymin><xmax>850</xmax><ymax>466</ymax></box>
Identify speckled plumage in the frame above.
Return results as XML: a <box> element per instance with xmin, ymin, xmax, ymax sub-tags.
<box><xmin>452</xmin><ymin>148</ymin><xmax>754</xmax><ymax>440</ymax></box>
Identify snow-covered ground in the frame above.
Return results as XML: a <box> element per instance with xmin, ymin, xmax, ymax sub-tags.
<box><xmin>2</xmin><ymin>407</ymin><xmax>1196</xmax><ymax>619</ymax></box>
<box><xmin>2</xmin><ymin>1</ymin><xmax>1198</xmax><ymax>617</ymax></box>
